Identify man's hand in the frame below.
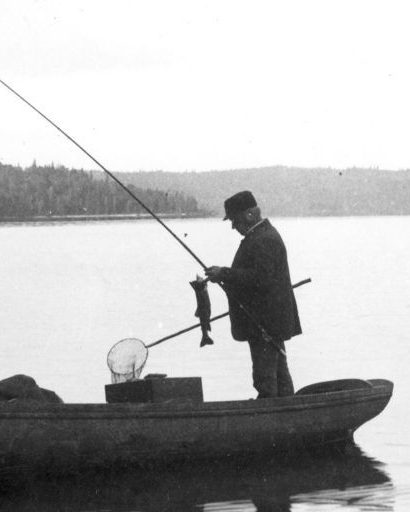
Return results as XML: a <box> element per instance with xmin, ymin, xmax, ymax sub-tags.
<box><xmin>205</xmin><ymin>266</ymin><xmax>224</xmax><ymax>283</ymax></box>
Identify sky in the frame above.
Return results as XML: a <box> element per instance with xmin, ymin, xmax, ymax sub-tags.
<box><xmin>1</xmin><ymin>0</ymin><xmax>410</xmax><ymax>173</ymax></box>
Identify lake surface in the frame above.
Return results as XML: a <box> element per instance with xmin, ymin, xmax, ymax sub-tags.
<box><xmin>0</xmin><ymin>216</ymin><xmax>409</xmax><ymax>511</ymax></box>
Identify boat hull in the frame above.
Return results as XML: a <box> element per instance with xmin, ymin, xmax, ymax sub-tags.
<box><xmin>0</xmin><ymin>379</ymin><xmax>393</xmax><ymax>471</ymax></box>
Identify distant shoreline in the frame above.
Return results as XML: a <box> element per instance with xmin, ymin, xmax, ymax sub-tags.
<box><xmin>0</xmin><ymin>212</ymin><xmax>210</xmax><ymax>223</ymax></box>
<box><xmin>1</xmin><ymin>212</ymin><xmax>409</xmax><ymax>224</ymax></box>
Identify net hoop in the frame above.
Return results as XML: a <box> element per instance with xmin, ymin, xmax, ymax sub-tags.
<box><xmin>107</xmin><ymin>338</ymin><xmax>148</xmax><ymax>384</ymax></box>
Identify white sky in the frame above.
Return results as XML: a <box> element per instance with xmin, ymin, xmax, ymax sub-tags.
<box><xmin>1</xmin><ymin>0</ymin><xmax>410</xmax><ymax>172</ymax></box>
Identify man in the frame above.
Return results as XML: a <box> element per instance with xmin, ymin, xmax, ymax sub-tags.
<box><xmin>205</xmin><ymin>191</ymin><xmax>301</xmax><ymax>398</ymax></box>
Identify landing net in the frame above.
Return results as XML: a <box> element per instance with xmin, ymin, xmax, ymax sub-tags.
<box><xmin>107</xmin><ymin>338</ymin><xmax>148</xmax><ymax>384</ymax></box>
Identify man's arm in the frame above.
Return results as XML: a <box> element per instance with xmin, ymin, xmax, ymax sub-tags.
<box><xmin>206</xmin><ymin>238</ymin><xmax>281</xmax><ymax>290</ymax></box>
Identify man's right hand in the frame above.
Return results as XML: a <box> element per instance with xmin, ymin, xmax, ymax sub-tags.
<box><xmin>205</xmin><ymin>266</ymin><xmax>224</xmax><ymax>283</ymax></box>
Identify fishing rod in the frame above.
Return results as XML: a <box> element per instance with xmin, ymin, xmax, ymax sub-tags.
<box><xmin>0</xmin><ymin>78</ymin><xmax>207</xmax><ymax>270</ymax></box>
<box><xmin>0</xmin><ymin>78</ymin><xmax>297</xmax><ymax>355</ymax></box>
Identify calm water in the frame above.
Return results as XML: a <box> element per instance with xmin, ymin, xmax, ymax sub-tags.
<box><xmin>0</xmin><ymin>216</ymin><xmax>409</xmax><ymax>511</ymax></box>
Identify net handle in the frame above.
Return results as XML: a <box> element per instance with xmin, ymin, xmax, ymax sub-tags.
<box><xmin>147</xmin><ymin>278</ymin><xmax>311</xmax><ymax>348</ymax></box>
<box><xmin>108</xmin><ymin>278</ymin><xmax>311</xmax><ymax>378</ymax></box>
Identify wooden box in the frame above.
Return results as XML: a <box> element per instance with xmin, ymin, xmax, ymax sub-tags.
<box><xmin>105</xmin><ymin>377</ymin><xmax>203</xmax><ymax>404</ymax></box>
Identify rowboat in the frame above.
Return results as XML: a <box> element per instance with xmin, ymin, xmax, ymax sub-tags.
<box><xmin>0</xmin><ymin>378</ymin><xmax>392</xmax><ymax>472</ymax></box>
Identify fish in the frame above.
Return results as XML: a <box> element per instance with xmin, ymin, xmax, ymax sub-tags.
<box><xmin>189</xmin><ymin>275</ymin><xmax>214</xmax><ymax>347</ymax></box>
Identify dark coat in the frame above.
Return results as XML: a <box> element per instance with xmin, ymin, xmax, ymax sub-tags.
<box><xmin>220</xmin><ymin>219</ymin><xmax>302</xmax><ymax>342</ymax></box>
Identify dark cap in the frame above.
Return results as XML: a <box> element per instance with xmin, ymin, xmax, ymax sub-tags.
<box><xmin>223</xmin><ymin>191</ymin><xmax>257</xmax><ymax>220</ymax></box>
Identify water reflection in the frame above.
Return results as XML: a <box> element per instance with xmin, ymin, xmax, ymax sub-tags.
<box><xmin>0</xmin><ymin>443</ymin><xmax>393</xmax><ymax>512</ymax></box>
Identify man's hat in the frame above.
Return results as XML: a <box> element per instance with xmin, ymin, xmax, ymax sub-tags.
<box><xmin>223</xmin><ymin>191</ymin><xmax>257</xmax><ymax>220</ymax></box>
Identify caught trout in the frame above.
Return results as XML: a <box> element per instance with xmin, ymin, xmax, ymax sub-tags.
<box><xmin>190</xmin><ymin>275</ymin><xmax>214</xmax><ymax>347</ymax></box>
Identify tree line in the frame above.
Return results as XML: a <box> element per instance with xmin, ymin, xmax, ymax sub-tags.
<box><xmin>0</xmin><ymin>162</ymin><xmax>203</xmax><ymax>219</ymax></box>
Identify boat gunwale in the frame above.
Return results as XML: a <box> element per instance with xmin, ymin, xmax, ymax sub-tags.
<box><xmin>0</xmin><ymin>380</ymin><xmax>393</xmax><ymax>420</ymax></box>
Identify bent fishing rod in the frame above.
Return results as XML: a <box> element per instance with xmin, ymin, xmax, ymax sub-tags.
<box><xmin>0</xmin><ymin>78</ymin><xmax>292</xmax><ymax>355</ymax></box>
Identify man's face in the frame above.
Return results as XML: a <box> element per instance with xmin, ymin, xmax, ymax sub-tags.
<box><xmin>230</xmin><ymin>213</ymin><xmax>248</xmax><ymax>235</ymax></box>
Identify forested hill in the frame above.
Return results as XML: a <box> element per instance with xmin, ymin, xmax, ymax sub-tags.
<box><xmin>118</xmin><ymin>166</ymin><xmax>410</xmax><ymax>216</ymax></box>
<box><xmin>2</xmin><ymin>162</ymin><xmax>410</xmax><ymax>219</ymax></box>
<box><xmin>0</xmin><ymin>163</ymin><xmax>203</xmax><ymax>219</ymax></box>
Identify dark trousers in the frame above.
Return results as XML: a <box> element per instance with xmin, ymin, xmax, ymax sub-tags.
<box><xmin>248</xmin><ymin>339</ymin><xmax>294</xmax><ymax>398</ymax></box>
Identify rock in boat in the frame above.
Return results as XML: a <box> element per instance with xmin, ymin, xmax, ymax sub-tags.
<box><xmin>0</xmin><ymin>377</ymin><xmax>393</xmax><ymax>472</ymax></box>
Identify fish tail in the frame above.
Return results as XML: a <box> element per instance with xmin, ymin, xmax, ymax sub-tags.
<box><xmin>200</xmin><ymin>333</ymin><xmax>214</xmax><ymax>347</ymax></box>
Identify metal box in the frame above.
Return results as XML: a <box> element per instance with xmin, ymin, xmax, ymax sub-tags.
<box><xmin>105</xmin><ymin>376</ymin><xmax>203</xmax><ymax>403</ymax></box>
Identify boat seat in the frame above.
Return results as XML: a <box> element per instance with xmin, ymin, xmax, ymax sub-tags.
<box><xmin>295</xmin><ymin>378</ymin><xmax>373</xmax><ymax>396</ymax></box>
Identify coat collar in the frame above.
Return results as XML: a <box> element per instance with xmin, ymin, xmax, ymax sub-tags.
<box><xmin>244</xmin><ymin>218</ymin><xmax>269</xmax><ymax>238</ymax></box>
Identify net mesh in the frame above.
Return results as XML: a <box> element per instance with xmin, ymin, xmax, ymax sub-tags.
<box><xmin>107</xmin><ymin>338</ymin><xmax>148</xmax><ymax>384</ymax></box>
